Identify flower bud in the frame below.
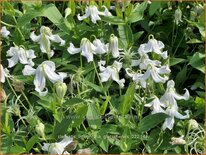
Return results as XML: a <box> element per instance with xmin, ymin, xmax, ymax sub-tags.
<box><xmin>65</xmin><ymin>8</ymin><xmax>71</xmax><ymax>18</ymax></box>
<box><xmin>174</xmin><ymin>7</ymin><xmax>182</xmax><ymax>25</ymax></box>
<box><xmin>12</xmin><ymin>79</ymin><xmax>25</xmax><ymax>92</ymax></box>
<box><xmin>77</xmin><ymin>148</ymin><xmax>92</xmax><ymax>154</ymax></box>
<box><xmin>35</xmin><ymin>120</ymin><xmax>45</xmax><ymax>139</ymax></box>
<box><xmin>55</xmin><ymin>82</ymin><xmax>67</xmax><ymax>99</ymax></box>
<box><xmin>0</xmin><ymin>88</ymin><xmax>6</xmax><ymax>102</ymax></box>
<box><xmin>188</xmin><ymin>119</ymin><xmax>199</xmax><ymax>130</ymax></box>
<box><xmin>109</xmin><ymin>34</ymin><xmax>119</xmax><ymax>58</ymax></box>
<box><xmin>170</xmin><ymin>136</ymin><xmax>186</xmax><ymax>145</ymax></box>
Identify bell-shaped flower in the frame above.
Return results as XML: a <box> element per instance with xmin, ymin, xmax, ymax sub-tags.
<box><xmin>0</xmin><ymin>64</ymin><xmax>6</xmax><ymax>83</ymax></box>
<box><xmin>42</xmin><ymin>135</ymin><xmax>73</xmax><ymax>154</ymax></box>
<box><xmin>162</xmin><ymin>106</ymin><xmax>189</xmax><ymax>130</ymax></box>
<box><xmin>141</xmin><ymin>61</ymin><xmax>171</xmax><ymax>84</ymax></box>
<box><xmin>144</xmin><ymin>96</ymin><xmax>165</xmax><ymax>114</ymax></box>
<box><xmin>160</xmin><ymin>80</ymin><xmax>190</xmax><ymax>108</ymax></box>
<box><xmin>30</xmin><ymin>26</ymin><xmax>65</xmax><ymax>58</ymax></box>
<box><xmin>125</xmin><ymin>68</ymin><xmax>146</xmax><ymax>88</ymax></box>
<box><xmin>6</xmin><ymin>46</ymin><xmax>36</xmax><ymax>68</ymax></box>
<box><xmin>67</xmin><ymin>38</ymin><xmax>97</xmax><ymax>62</ymax></box>
<box><xmin>98</xmin><ymin>60</ymin><xmax>125</xmax><ymax>87</ymax></box>
<box><xmin>138</xmin><ymin>36</ymin><xmax>168</xmax><ymax>59</ymax></box>
<box><xmin>93</xmin><ymin>38</ymin><xmax>108</xmax><ymax>55</ymax></box>
<box><xmin>174</xmin><ymin>7</ymin><xmax>183</xmax><ymax>25</ymax></box>
<box><xmin>77</xmin><ymin>5</ymin><xmax>112</xmax><ymax>24</ymax></box>
<box><xmin>109</xmin><ymin>34</ymin><xmax>119</xmax><ymax>58</ymax></box>
<box><xmin>1</xmin><ymin>26</ymin><xmax>10</xmax><ymax>38</ymax></box>
<box><xmin>22</xmin><ymin>61</ymin><xmax>67</xmax><ymax>96</ymax></box>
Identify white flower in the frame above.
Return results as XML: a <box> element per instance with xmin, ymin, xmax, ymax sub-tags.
<box><xmin>77</xmin><ymin>5</ymin><xmax>112</xmax><ymax>24</ymax></box>
<box><xmin>7</xmin><ymin>46</ymin><xmax>36</xmax><ymax>68</ymax></box>
<box><xmin>1</xmin><ymin>26</ymin><xmax>10</xmax><ymax>38</ymax></box>
<box><xmin>42</xmin><ymin>135</ymin><xmax>73</xmax><ymax>154</ymax></box>
<box><xmin>65</xmin><ymin>8</ymin><xmax>71</xmax><ymax>18</ymax></box>
<box><xmin>22</xmin><ymin>61</ymin><xmax>67</xmax><ymax>96</ymax></box>
<box><xmin>92</xmin><ymin>38</ymin><xmax>108</xmax><ymax>54</ymax></box>
<box><xmin>98</xmin><ymin>60</ymin><xmax>125</xmax><ymax>87</ymax></box>
<box><xmin>0</xmin><ymin>64</ymin><xmax>6</xmax><ymax>83</ymax></box>
<box><xmin>188</xmin><ymin>119</ymin><xmax>199</xmax><ymax>130</ymax></box>
<box><xmin>67</xmin><ymin>38</ymin><xmax>99</xmax><ymax>62</ymax></box>
<box><xmin>138</xmin><ymin>37</ymin><xmax>168</xmax><ymax>59</ymax></box>
<box><xmin>170</xmin><ymin>136</ymin><xmax>186</xmax><ymax>145</ymax></box>
<box><xmin>144</xmin><ymin>96</ymin><xmax>165</xmax><ymax>114</ymax></box>
<box><xmin>109</xmin><ymin>34</ymin><xmax>119</xmax><ymax>58</ymax></box>
<box><xmin>125</xmin><ymin>68</ymin><xmax>146</xmax><ymax>88</ymax></box>
<box><xmin>30</xmin><ymin>26</ymin><xmax>65</xmax><ymax>58</ymax></box>
<box><xmin>160</xmin><ymin>80</ymin><xmax>190</xmax><ymax>108</ymax></box>
<box><xmin>162</xmin><ymin>106</ymin><xmax>189</xmax><ymax>130</ymax></box>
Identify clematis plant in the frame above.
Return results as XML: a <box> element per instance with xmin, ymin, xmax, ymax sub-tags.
<box><xmin>6</xmin><ymin>46</ymin><xmax>36</xmax><ymax>68</ymax></box>
<box><xmin>1</xmin><ymin>26</ymin><xmax>10</xmax><ymax>38</ymax></box>
<box><xmin>98</xmin><ymin>60</ymin><xmax>125</xmax><ymax>88</ymax></box>
<box><xmin>30</xmin><ymin>26</ymin><xmax>65</xmax><ymax>58</ymax></box>
<box><xmin>42</xmin><ymin>135</ymin><xmax>73</xmax><ymax>154</ymax></box>
<box><xmin>22</xmin><ymin>61</ymin><xmax>67</xmax><ymax>96</ymax></box>
<box><xmin>77</xmin><ymin>5</ymin><xmax>112</xmax><ymax>24</ymax></box>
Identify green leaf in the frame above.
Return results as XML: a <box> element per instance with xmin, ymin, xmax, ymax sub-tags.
<box><xmin>127</xmin><ymin>2</ymin><xmax>147</xmax><ymax>23</ymax></box>
<box><xmin>169</xmin><ymin>57</ymin><xmax>186</xmax><ymax>66</ymax></box>
<box><xmin>94</xmin><ymin>129</ymin><xmax>109</xmax><ymax>152</ymax></box>
<box><xmin>189</xmin><ymin>52</ymin><xmax>205</xmax><ymax>73</ymax></box>
<box><xmin>118</xmin><ymin>25</ymin><xmax>134</xmax><ymax>48</ymax></box>
<box><xmin>101</xmin><ymin>16</ymin><xmax>125</xmax><ymax>25</ymax></box>
<box><xmin>120</xmin><ymin>127</ymin><xmax>132</xmax><ymax>152</ymax></box>
<box><xmin>26</xmin><ymin>135</ymin><xmax>39</xmax><ymax>152</ymax></box>
<box><xmin>149</xmin><ymin>2</ymin><xmax>162</xmax><ymax>16</ymax></box>
<box><xmin>100</xmin><ymin>96</ymin><xmax>111</xmax><ymax>115</ymax></box>
<box><xmin>186</xmin><ymin>39</ymin><xmax>203</xmax><ymax>44</ymax></box>
<box><xmin>119</xmin><ymin>83</ymin><xmax>136</xmax><ymax>115</ymax></box>
<box><xmin>137</xmin><ymin>113</ymin><xmax>168</xmax><ymax>133</ymax></box>
<box><xmin>10</xmin><ymin>146</ymin><xmax>26</xmax><ymax>154</ymax></box>
<box><xmin>53</xmin><ymin>117</ymin><xmax>72</xmax><ymax>138</ymax></box>
<box><xmin>64</xmin><ymin>98</ymin><xmax>85</xmax><ymax>107</ymax></box>
<box><xmin>87</xmin><ymin>102</ymin><xmax>102</xmax><ymax>129</ymax></box>
<box><xmin>84</xmin><ymin>80</ymin><xmax>104</xmax><ymax>93</ymax></box>
<box><xmin>71</xmin><ymin>105</ymin><xmax>88</xmax><ymax>127</ymax></box>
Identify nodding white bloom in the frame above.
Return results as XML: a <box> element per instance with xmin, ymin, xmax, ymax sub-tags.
<box><xmin>174</xmin><ymin>7</ymin><xmax>183</xmax><ymax>25</ymax></box>
<box><xmin>30</xmin><ymin>26</ymin><xmax>65</xmax><ymax>58</ymax></box>
<box><xmin>98</xmin><ymin>60</ymin><xmax>125</xmax><ymax>87</ymax></box>
<box><xmin>0</xmin><ymin>64</ymin><xmax>6</xmax><ymax>83</ymax></box>
<box><xmin>1</xmin><ymin>26</ymin><xmax>10</xmax><ymax>38</ymax></box>
<box><xmin>125</xmin><ymin>68</ymin><xmax>146</xmax><ymax>88</ymax></box>
<box><xmin>109</xmin><ymin>34</ymin><xmax>119</xmax><ymax>58</ymax></box>
<box><xmin>77</xmin><ymin>5</ymin><xmax>112</xmax><ymax>24</ymax></box>
<box><xmin>144</xmin><ymin>96</ymin><xmax>165</xmax><ymax>114</ymax></box>
<box><xmin>141</xmin><ymin>62</ymin><xmax>170</xmax><ymax>83</ymax></box>
<box><xmin>68</xmin><ymin>38</ymin><xmax>107</xmax><ymax>62</ymax></box>
<box><xmin>160</xmin><ymin>80</ymin><xmax>190</xmax><ymax>108</ymax></box>
<box><xmin>138</xmin><ymin>36</ymin><xmax>168</xmax><ymax>59</ymax></box>
<box><xmin>6</xmin><ymin>46</ymin><xmax>36</xmax><ymax>68</ymax></box>
<box><xmin>92</xmin><ymin>38</ymin><xmax>108</xmax><ymax>54</ymax></box>
<box><xmin>170</xmin><ymin>136</ymin><xmax>186</xmax><ymax>145</ymax></box>
<box><xmin>22</xmin><ymin>61</ymin><xmax>67</xmax><ymax>96</ymax></box>
<box><xmin>42</xmin><ymin>135</ymin><xmax>73</xmax><ymax>154</ymax></box>
<box><xmin>67</xmin><ymin>38</ymin><xmax>96</xmax><ymax>62</ymax></box>
<box><xmin>162</xmin><ymin>106</ymin><xmax>189</xmax><ymax>130</ymax></box>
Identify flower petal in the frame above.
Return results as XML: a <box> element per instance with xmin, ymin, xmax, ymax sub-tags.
<box><xmin>30</xmin><ymin>31</ymin><xmax>41</xmax><ymax>42</ymax></box>
<box><xmin>0</xmin><ymin>65</ymin><xmax>5</xmax><ymax>83</ymax></box>
<box><xmin>43</xmin><ymin>64</ymin><xmax>62</xmax><ymax>83</ymax></box>
<box><xmin>81</xmin><ymin>41</ymin><xmax>94</xmax><ymax>62</ymax></box>
<box><xmin>49</xmin><ymin>34</ymin><xmax>65</xmax><ymax>46</ymax></box>
<box><xmin>67</xmin><ymin>43</ymin><xmax>81</xmax><ymax>54</ymax></box>
<box><xmin>1</xmin><ymin>26</ymin><xmax>10</xmax><ymax>38</ymax></box>
<box><xmin>77</xmin><ymin>7</ymin><xmax>91</xmax><ymax>21</ymax></box>
<box><xmin>22</xmin><ymin>65</ymin><xmax>36</xmax><ymax>76</ymax></box>
<box><xmin>173</xmin><ymin>89</ymin><xmax>190</xmax><ymax>100</ymax></box>
<box><xmin>34</xmin><ymin>67</ymin><xmax>46</xmax><ymax>95</ymax></box>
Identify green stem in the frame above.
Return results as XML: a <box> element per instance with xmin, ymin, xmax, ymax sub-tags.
<box><xmin>21</xmin><ymin>91</ymin><xmax>32</xmax><ymax>108</ymax></box>
<box><xmin>0</xmin><ymin>21</ymin><xmax>15</xmax><ymax>27</ymax></box>
<box><xmin>12</xmin><ymin>16</ymin><xmax>25</xmax><ymax>41</ymax></box>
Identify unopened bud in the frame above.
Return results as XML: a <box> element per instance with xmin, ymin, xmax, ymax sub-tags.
<box><xmin>109</xmin><ymin>34</ymin><xmax>119</xmax><ymax>58</ymax></box>
<box><xmin>35</xmin><ymin>120</ymin><xmax>45</xmax><ymax>139</ymax></box>
<box><xmin>12</xmin><ymin>79</ymin><xmax>25</xmax><ymax>92</ymax></box>
<box><xmin>55</xmin><ymin>82</ymin><xmax>67</xmax><ymax>99</ymax></box>
<box><xmin>77</xmin><ymin>148</ymin><xmax>92</xmax><ymax>154</ymax></box>
<box><xmin>170</xmin><ymin>136</ymin><xmax>186</xmax><ymax>145</ymax></box>
<box><xmin>174</xmin><ymin>7</ymin><xmax>183</xmax><ymax>25</ymax></box>
<box><xmin>188</xmin><ymin>119</ymin><xmax>199</xmax><ymax>130</ymax></box>
<box><xmin>65</xmin><ymin>8</ymin><xmax>71</xmax><ymax>18</ymax></box>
